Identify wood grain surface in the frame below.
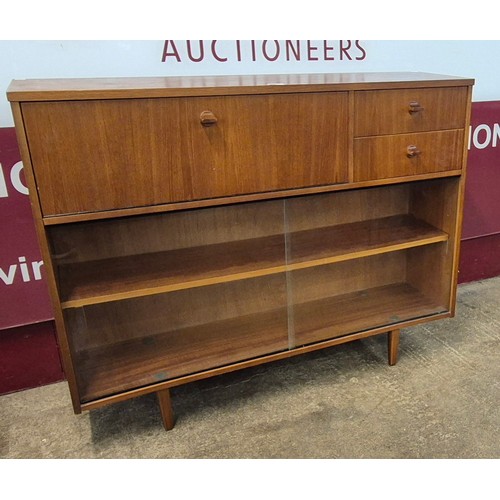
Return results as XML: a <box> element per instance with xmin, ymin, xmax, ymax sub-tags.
<box><xmin>354</xmin><ymin>87</ymin><xmax>468</xmax><ymax>136</ymax></box>
<box><xmin>57</xmin><ymin>214</ymin><xmax>447</xmax><ymax>308</ymax></box>
<box><xmin>354</xmin><ymin>130</ymin><xmax>464</xmax><ymax>181</ymax></box>
<box><xmin>22</xmin><ymin>92</ymin><xmax>348</xmax><ymax>216</ymax></box>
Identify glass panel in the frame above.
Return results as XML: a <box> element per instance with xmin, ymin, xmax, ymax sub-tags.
<box><xmin>284</xmin><ymin>182</ymin><xmax>457</xmax><ymax>348</ymax></box>
<box><xmin>288</xmin><ymin>251</ymin><xmax>448</xmax><ymax>347</ymax></box>
<box><xmin>66</xmin><ymin>274</ymin><xmax>289</xmax><ymax>403</ymax></box>
<box><xmin>50</xmin><ymin>199</ymin><xmax>289</xmax><ymax>402</ymax></box>
<box><xmin>48</xmin><ymin>199</ymin><xmax>287</xmax><ymax>308</ymax></box>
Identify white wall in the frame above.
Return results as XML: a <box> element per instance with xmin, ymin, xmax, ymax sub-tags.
<box><xmin>1</xmin><ymin>40</ymin><xmax>500</xmax><ymax>127</ymax></box>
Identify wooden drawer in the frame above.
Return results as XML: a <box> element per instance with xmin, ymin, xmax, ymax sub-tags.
<box><xmin>353</xmin><ymin>130</ymin><xmax>464</xmax><ymax>182</ymax></box>
<box><xmin>354</xmin><ymin>87</ymin><xmax>468</xmax><ymax>136</ymax></box>
<box><xmin>22</xmin><ymin>92</ymin><xmax>349</xmax><ymax>216</ymax></box>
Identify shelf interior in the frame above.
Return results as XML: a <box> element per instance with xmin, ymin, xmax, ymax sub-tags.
<box><xmin>56</xmin><ymin>214</ymin><xmax>447</xmax><ymax>308</ymax></box>
<box><xmin>294</xmin><ymin>282</ymin><xmax>446</xmax><ymax>346</ymax></box>
<box><xmin>73</xmin><ymin>280</ymin><xmax>446</xmax><ymax>403</ymax></box>
<box><xmin>287</xmin><ymin>214</ymin><xmax>447</xmax><ymax>268</ymax></box>
<box><xmin>57</xmin><ymin>178</ymin><xmax>459</xmax><ymax>405</ymax></box>
<box><xmin>75</xmin><ymin>306</ymin><xmax>290</xmax><ymax>402</ymax></box>
<box><xmin>58</xmin><ymin>234</ymin><xmax>286</xmax><ymax>307</ymax></box>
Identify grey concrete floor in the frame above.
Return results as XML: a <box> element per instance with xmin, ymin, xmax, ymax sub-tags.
<box><xmin>1</xmin><ymin>276</ymin><xmax>499</xmax><ymax>459</ymax></box>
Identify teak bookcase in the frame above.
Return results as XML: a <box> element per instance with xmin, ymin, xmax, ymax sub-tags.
<box><xmin>7</xmin><ymin>72</ymin><xmax>474</xmax><ymax>430</ymax></box>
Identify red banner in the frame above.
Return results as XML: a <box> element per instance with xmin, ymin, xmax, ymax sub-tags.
<box><xmin>0</xmin><ymin>128</ymin><xmax>53</xmax><ymax>330</ymax></box>
<box><xmin>462</xmin><ymin>101</ymin><xmax>500</xmax><ymax>239</ymax></box>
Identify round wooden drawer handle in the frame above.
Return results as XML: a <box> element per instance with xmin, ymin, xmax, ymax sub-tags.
<box><xmin>200</xmin><ymin>110</ymin><xmax>218</xmax><ymax>126</ymax></box>
<box><xmin>408</xmin><ymin>101</ymin><xmax>424</xmax><ymax>114</ymax></box>
<box><xmin>407</xmin><ymin>145</ymin><xmax>421</xmax><ymax>158</ymax></box>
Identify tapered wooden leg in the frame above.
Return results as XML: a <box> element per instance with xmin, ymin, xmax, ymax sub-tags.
<box><xmin>157</xmin><ymin>389</ymin><xmax>175</xmax><ymax>430</ymax></box>
<box><xmin>387</xmin><ymin>329</ymin><xmax>400</xmax><ymax>366</ymax></box>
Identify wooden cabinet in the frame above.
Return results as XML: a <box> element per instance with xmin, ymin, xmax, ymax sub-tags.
<box><xmin>7</xmin><ymin>72</ymin><xmax>473</xmax><ymax>430</ymax></box>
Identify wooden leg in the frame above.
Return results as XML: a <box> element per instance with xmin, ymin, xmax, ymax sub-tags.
<box><xmin>387</xmin><ymin>329</ymin><xmax>400</xmax><ymax>366</ymax></box>
<box><xmin>157</xmin><ymin>389</ymin><xmax>175</xmax><ymax>431</ymax></box>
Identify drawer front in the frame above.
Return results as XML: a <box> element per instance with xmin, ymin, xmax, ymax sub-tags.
<box><xmin>354</xmin><ymin>87</ymin><xmax>468</xmax><ymax>136</ymax></box>
<box><xmin>353</xmin><ymin>130</ymin><xmax>464</xmax><ymax>182</ymax></box>
<box><xmin>22</xmin><ymin>93</ymin><xmax>349</xmax><ymax>216</ymax></box>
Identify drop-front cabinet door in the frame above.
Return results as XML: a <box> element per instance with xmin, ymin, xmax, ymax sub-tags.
<box><xmin>21</xmin><ymin>92</ymin><xmax>349</xmax><ymax>216</ymax></box>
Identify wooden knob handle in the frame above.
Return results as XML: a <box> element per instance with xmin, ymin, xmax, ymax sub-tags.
<box><xmin>408</xmin><ymin>101</ymin><xmax>424</xmax><ymax>114</ymax></box>
<box><xmin>200</xmin><ymin>110</ymin><xmax>218</xmax><ymax>126</ymax></box>
<box><xmin>407</xmin><ymin>145</ymin><xmax>421</xmax><ymax>158</ymax></box>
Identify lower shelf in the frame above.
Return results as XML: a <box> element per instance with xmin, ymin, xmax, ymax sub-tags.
<box><xmin>294</xmin><ymin>282</ymin><xmax>446</xmax><ymax>346</ymax></box>
<box><xmin>75</xmin><ymin>282</ymin><xmax>447</xmax><ymax>404</ymax></box>
<box><xmin>76</xmin><ymin>308</ymin><xmax>289</xmax><ymax>402</ymax></box>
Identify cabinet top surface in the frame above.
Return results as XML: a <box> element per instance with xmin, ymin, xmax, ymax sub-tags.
<box><xmin>7</xmin><ymin>72</ymin><xmax>474</xmax><ymax>101</ymax></box>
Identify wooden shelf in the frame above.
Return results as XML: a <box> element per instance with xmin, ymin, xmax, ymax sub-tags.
<box><xmin>76</xmin><ymin>308</ymin><xmax>289</xmax><ymax>402</ymax></box>
<box><xmin>59</xmin><ymin>234</ymin><xmax>286</xmax><ymax>308</ymax></box>
<box><xmin>75</xmin><ymin>281</ymin><xmax>445</xmax><ymax>403</ymax></box>
<box><xmin>288</xmin><ymin>214</ymin><xmax>448</xmax><ymax>269</ymax></box>
<box><xmin>58</xmin><ymin>214</ymin><xmax>448</xmax><ymax>308</ymax></box>
<box><xmin>294</xmin><ymin>282</ymin><xmax>447</xmax><ymax>346</ymax></box>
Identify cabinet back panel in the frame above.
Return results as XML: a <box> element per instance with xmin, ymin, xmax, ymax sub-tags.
<box><xmin>408</xmin><ymin>178</ymin><xmax>460</xmax><ymax>309</ymax></box>
<box><xmin>49</xmin><ymin>199</ymin><xmax>285</xmax><ymax>264</ymax></box>
<box><xmin>289</xmin><ymin>252</ymin><xmax>406</xmax><ymax>304</ymax></box>
<box><xmin>285</xmin><ymin>184</ymin><xmax>409</xmax><ymax>232</ymax></box>
<box><xmin>22</xmin><ymin>92</ymin><xmax>349</xmax><ymax>216</ymax></box>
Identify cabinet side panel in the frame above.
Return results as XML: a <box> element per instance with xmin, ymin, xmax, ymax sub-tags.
<box><xmin>67</xmin><ymin>275</ymin><xmax>288</xmax><ymax>352</ymax></box>
<box><xmin>290</xmin><ymin>252</ymin><xmax>407</xmax><ymax>304</ymax></box>
<box><xmin>408</xmin><ymin>177</ymin><xmax>461</xmax><ymax>310</ymax></box>
<box><xmin>450</xmin><ymin>86</ymin><xmax>474</xmax><ymax>312</ymax></box>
